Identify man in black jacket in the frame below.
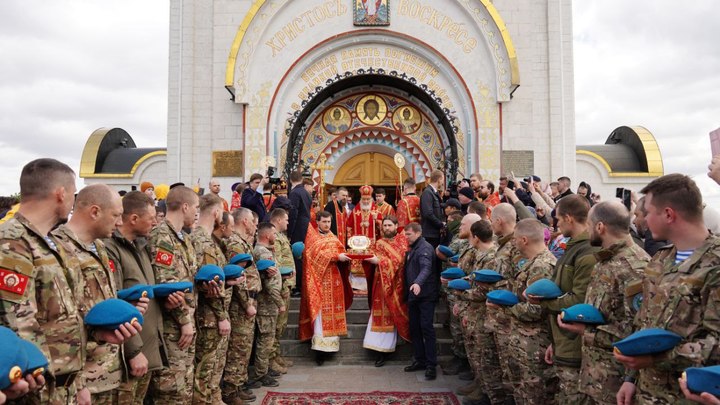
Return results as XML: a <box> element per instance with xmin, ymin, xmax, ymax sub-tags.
<box><xmin>420</xmin><ymin>169</ymin><xmax>446</xmax><ymax>248</ymax></box>
<box><xmin>241</xmin><ymin>173</ymin><xmax>267</xmax><ymax>220</ymax></box>
<box><xmin>403</xmin><ymin>222</ymin><xmax>439</xmax><ymax>380</ymax></box>
<box><xmin>288</xmin><ymin>170</ymin><xmax>312</xmax><ymax>295</ymax></box>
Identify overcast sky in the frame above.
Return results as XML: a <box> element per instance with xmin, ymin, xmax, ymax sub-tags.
<box><xmin>0</xmin><ymin>1</ymin><xmax>718</xmax><ymax>201</ymax></box>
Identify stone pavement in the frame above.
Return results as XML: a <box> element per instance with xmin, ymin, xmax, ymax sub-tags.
<box><xmin>252</xmin><ymin>361</ymin><xmax>466</xmax><ymax>401</ymax></box>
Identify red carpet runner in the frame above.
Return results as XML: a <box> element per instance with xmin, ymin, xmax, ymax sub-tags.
<box><xmin>261</xmin><ymin>391</ymin><xmax>460</xmax><ymax>404</ymax></box>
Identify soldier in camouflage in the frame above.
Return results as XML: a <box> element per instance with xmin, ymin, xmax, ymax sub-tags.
<box><xmin>148</xmin><ymin>186</ymin><xmax>199</xmax><ymax>405</ymax></box>
<box><xmin>251</xmin><ymin>222</ymin><xmax>285</xmax><ymax>387</ymax></box>
<box><xmin>268</xmin><ymin>208</ymin><xmax>296</xmax><ymax>373</ymax></box>
<box><xmin>614</xmin><ymin>175</ymin><xmax>720</xmax><ymax>404</ymax></box>
<box><xmin>493</xmin><ymin>218</ymin><xmax>557</xmax><ymax>405</ymax></box>
<box><xmin>439</xmin><ymin>210</ymin><xmax>470</xmax><ymax>375</ymax></box>
<box><xmin>52</xmin><ymin>184</ymin><xmax>127</xmax><ymax>404</ymax></box>
<box><xmin>460</xmin><ymin>220</ymin><xmax>504</xmax><ymax>405</ymax></box>
<box><xmin>556</xmin><ymin>200</ymin><xmax>649</xmax><ymax>405</ymax></box>
<box><xmin>528</xmin><ymin>195</ymin><xmax>598</xmax><ymax>404</ymax></box>
<box><xmin>484</xmin><ymin>203</ymin><xmax>523</xmax><ymax>400</ymax></box>
<box><xmin>222</xmin><ymin>208</ymin><xmax>260</xmax><ymax>404</ymax></box>
<box><xmin>189</xmin><ymin>194</ymin><xmax>229</xmax><ymax>404</ymax></box>
<box><xmin>0</xmin><ymin>159</ymin><xmax>136</xmax><ymax>404</ymax></box>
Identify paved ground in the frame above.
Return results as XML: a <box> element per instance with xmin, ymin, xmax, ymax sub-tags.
<box><xmin>252</xmin><ymin>361</ymin><xmax>467</xmax><ymax>401</ymax></box>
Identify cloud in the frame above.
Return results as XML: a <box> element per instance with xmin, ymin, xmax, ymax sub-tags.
<box><xmin>0</xmin><ymin>0</ymin><xmax>169</xmax><ymax>195</ymax></box>
<box><xmin>573</xmin><ymin>0</ymin><xmax>720</xmax><ymax>188</ymax></box>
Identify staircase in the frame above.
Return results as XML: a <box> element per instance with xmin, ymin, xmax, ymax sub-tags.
<box><xmin>280</xmin><ymin>296</ymin><xmax>454</xmax><ymax>364</ymax></box>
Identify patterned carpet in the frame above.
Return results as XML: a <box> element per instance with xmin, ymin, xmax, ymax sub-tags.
<box><xmin>261</xmin><ymin>391</ymin><xmax>460</xmax><ymax>405</ymax></box>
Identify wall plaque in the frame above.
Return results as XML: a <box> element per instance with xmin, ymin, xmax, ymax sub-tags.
<box><xmin>212</xmin><ymin>150</ymin><xmax>243</xmax><ymax>177</ymax></box>
<box><xmin>501</xmin><ymin>150</ymin><xmax>534</xmax><ymax>177</ymax></box>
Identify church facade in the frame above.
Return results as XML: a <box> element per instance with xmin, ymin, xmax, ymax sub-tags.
<box><xmin>168</xmin><ymin>0</ymin><xmax>575</xmax><ymax>187</ymax></box>
<box><xmin>80</xmin><ymin>0</ymin><xmax>663</xmax><ymax>199</ymax></box>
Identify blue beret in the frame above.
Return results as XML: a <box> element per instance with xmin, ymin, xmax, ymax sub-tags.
<box><xmin>153</xmin><ymin>281</ymin><xmax>194</xmax><ymax>297</ymax></box>
<box><xmin>194</xmin><ymin>264</ymin><xmax>225</xmax><ymax>283</ymax></box>
<box><xmin>438</xmin><ymin>245</ymin><xmax>455</xmax><ymax>257</ymax></box>
<box><xmin>19</xmin><ymin>339</ymin><xmax>47</xmax><ymax>378</ymax></box>
<box><xmin>448</xmin><ymin>279</ymin><xmax>471</xmax><ymax>291</ymax></box>
<box><xmin>684</xmin><ymin>365</ymin><xmax>720</xmax><ymax>397</ymax></box>
<box><xmin>0</xmin><ymin>326</ymin><xmax>26</xmax><ymax>390</ymax></box>
<box><xmin>84</xmin><ymin>298</ymin><xmax>144</xmax><ymax>330</ymax></box>
<box><xmin>449</xmin><ymin>254</ymin><xmax>460</xmax><ymax>263</ymax></box>
<box><xmin>229</xmin><ymin>253</ymin><xmax>253</xmax><ymax>267</ymax></box>
<box><xmin>223</xmin><ymin>264</ymin><xmax>245</xmax><ymax>280</ymax></box>
<box><xmin>612</xmin><ymin>328</ymin><xmax>682</xmax><ymax>356</ymax></box>
<box><xmin>256</xmin><ymin>259</ymin><xmax>276</xmax><ymax>272</ymax></box>
<box><xmin>291</xmin><ymin>242</ymin><xmax>305</xmax><ymax>259</ymax></box>
<box><xmin>441</xmin><ymin>267</ymin><xmax>465</xmax><ymax>280</ymax></box>
<box><xmin>280</xmin><ymin>267</ymin><xmax>294</xmax><ymax>276</ymax></box>
<box><xmin>487</xmin><ymin>289</ymin><xmax>519</xmax><ymax>306</ymax></box>
<box><xmin>117</xmin><ymin>284</ymin><xmax>155</xmax><ymax>301</ymax></box>
<box><xmin>472</xmin><ymin>269</ymin><xmax>503</xmax><ymax>283</ymax></box>
<box><xmin>561</xmin><ymin>304</ymin><xmax>606</xmax><ymax>325</ymax></box>
<box><xmin>525</xmin><ymin>278</ymin><xmax>563</xmax><ymax>299</ymax></box>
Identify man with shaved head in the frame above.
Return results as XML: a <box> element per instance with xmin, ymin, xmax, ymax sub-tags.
<box><xmin>222</xmin><ymin>207</ymin><xmax>261</xmax><ymax>404</ymax></box>
<box><xmin>526</xmin><ymin>194</ymin><xmax>598</xmax><ymax>404</ymax></box>
<box><xmin>53</xmin><ymin>183</ymin><xmax>140</xmax><ymax>404</ymax></box>
<box><xmin>556</xmin><ymin>200</ymin><xmax>649</xmax><ymax>404</ymax></box>
<box><xmin>209</xmin><ymin>179</ymin><xmax>229</xmax><ymax>212</ymax></box>
<box><xmin>491</xmin><ymin>218</ymin><xmax>557</xmax><ymax>404</ymax></box>
<box><xmin>0</xmin><ymin>159</ymin><xmax>122</xmax><ymax>402</ymax></box>
<box><xmin>148</xmin><ymin>185</ymin><xmax>199</xmax><ymax>404</ymax></box>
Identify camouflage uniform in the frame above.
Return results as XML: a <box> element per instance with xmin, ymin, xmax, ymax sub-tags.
<box><xmin>0</xmin><ymin>214</ymin><xmax>86</xmax><ymax>404</ymax></box>
<box><xmin>540</xmin><ymin>232</ymin><xmax>597</xmax><ymax>404</ymax></box>
<box><xmin>271</xmin><ymin>231</ymin><xmax>296</xmax><ymax>365</ymax></box>
<box><xmin>148</xmin><ymin>221</ymin><xmax>197</xmax><ymax>405</ymax></box>
<box><xmin>53</xmin><ymin>225</ymin><xmax>121</xmax><ymax>404</ymax></box>
<box><xmin>445</xmin><ymin>237</ymin><xmax>470</xmax><ymax>359</ymax></box>
<box><xmin>465</xmin><ymin>245</ymin><xmax>507</xmax><ymax>404</ymax></box>
<box><xmin>221</xmin><ymin>233</ymin><xmax>260</xmax><ymax>398</ymax></box>
<box><xmin>501</xmin><ymin>249</ymin><xmax>557</xmax><ymax>405</ymax></box>
<box><xmin>189</xmin><ymin>228</ymin><xmax>229</xmax><ymax>404</ymax></box>
<box><xmin>455</xmin><ymin>244</ymin><xmax>477</xmax><ymax>374</ymax></box>
<box><xmin>252</xmin><ymin>243</ymin><xmax>284</xmax><ymax>380</ymax></box>
<box><xmin>578</xmin><ymin>240</ymin><xmax>648</xmax><ymax>405</ymax></box>
<box><xmin>484</xmin><ymin>233</ymin><xmax>522</xmax><ymax>396</ymax></box>
<box><xmin>632</xmin><ymin>235</ymin><xmax>720</xmax><ymax>404</ymax></box>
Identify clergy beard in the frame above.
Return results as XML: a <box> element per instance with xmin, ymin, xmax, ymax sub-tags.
<box><xmin>360</xmin><ymin>201</ymin><xmax>372</xmax><ymax>211</ymax></box>
<box><xmin>383</xmin><ymin>230</ymin><xmax>397</xmax><ymax>239</ymax></box>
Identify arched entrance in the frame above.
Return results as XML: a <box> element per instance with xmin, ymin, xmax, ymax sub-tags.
<box><xmin>281</xmin><ymin>72</ymin><xmax>461</xmax><ymax>184</ymax></box>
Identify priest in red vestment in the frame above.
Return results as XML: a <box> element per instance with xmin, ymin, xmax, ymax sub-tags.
<box><xmin>347</xmin><ymin>185</ymin><xmax>382</xmax><ymax>291</ymax></box>
<box><xmin>298</xmin><ymin>211</ymin><xmax>352</xmax><ymax>364</ymax></box>
<box><xmin>362</xmin><ymin>215</ymin><xmax>411</xmax><ymax>366</ymax></box>
<box><xmin>323</xmin><ymin>187</ymin><xmax>348</xmax><ymax>247</ymax></box>
<box><xmin>375</xmin><ymin>188</ymin><xmax>396</xmax><ymax>220</ymax></box>
<box><xmin>396</xmin><ymin>178</ymin><xmax>421</xmax><ymax>230</ymax></box>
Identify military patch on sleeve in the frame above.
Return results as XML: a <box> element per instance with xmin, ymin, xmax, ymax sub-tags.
<box><xmin>0</xmin><ymin>268</ymin><xmax>29</xmax><ymax>295</ymax></box>
<box><xmin>632</xmin><ymin>294</ymin><xmax>643</xmax><ymax>311</ymax></box>
<box><xmin>108</xmin><ymin>259</ymin><xmax>116</xmax><ymax>273</ymax></box>
<box><xmin>155</xmin><ymin>250</ymin><xmax>174</xmax><ymax>266</ymax></box>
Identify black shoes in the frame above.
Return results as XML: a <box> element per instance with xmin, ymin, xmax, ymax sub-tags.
<box><xmin>404</xmin><ymin>361</ymin><xmax>426</xmax><ymax>372</ymax></box>
<box><xmin>374</xmin><ymin>353</ymin><xmax>387</xmax><ymax>367</ymax></box>
<box><xmin>425</xmin><ymin>366</ymin><xmax>437</xmax><ymax>380</ymax></box>
<box><xmin>243</xmin><ymin>380</ymin><xmax>262</xmax><ymax>390</ymax></box>
<box><xmin>458</xmin><ymin>370</ymin><xmax>474</xmax><ymax>381</ymax></box>
<box><xmin>315</xmin><ymin>351</ymin><xmax>325</xmax><ymax>366</ymax></box>
<box><xmin>291</xmin><ymin>289</ymin><xmax>301</xmax><ymax>298</ymax></box>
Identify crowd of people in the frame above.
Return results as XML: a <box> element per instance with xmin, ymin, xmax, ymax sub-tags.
<box><xmin>2</xmin><ymin>157</ymin><xmax>720</xmax><ymax>405</ymax></box>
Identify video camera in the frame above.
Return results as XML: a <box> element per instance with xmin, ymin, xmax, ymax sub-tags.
<box><xmin>266</xmin><ymin>166</ymin><xmax>281</xmax><ymax>185</ymax></box>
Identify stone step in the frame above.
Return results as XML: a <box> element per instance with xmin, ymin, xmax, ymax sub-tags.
<box><xmin>281</xmin><ymin>322</ymin><xmax>451</xmax><ymax>340</ymax></box>
<box><xmin>280</xmin><ymin>337</ymin><xmax>454</xmax><ymax>360</ymax></box>
<box><xmin>286</xmin><ymin>308</ymin><xmax>449</xmax><ymax>325</ymax></box>
<box><xmin>288</xmin><ymin>296</ymin><xmax>369</xmax><ymax>311</ymax></box>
